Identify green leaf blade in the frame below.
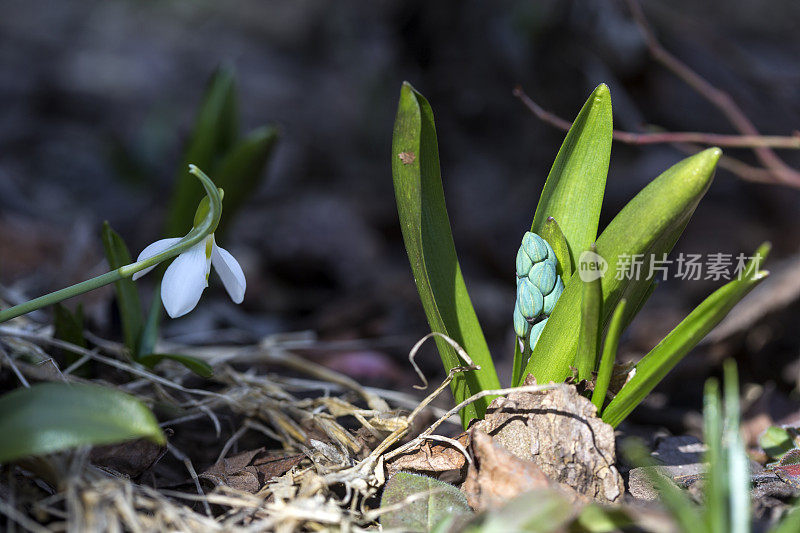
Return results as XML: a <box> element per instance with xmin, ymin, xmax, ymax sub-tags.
<box><xmin>0</xmin><ymin>383</ymin><xmax>165</xmax><ymax>462</ymax></box>
<box><xmin>102</xmin><ymin>221</ymin><xmax>143</xmax><ymax>355</ymax></box>
<box><xmin>602</xmin><ymin>247</ymin><xmax>768</xmax><ymax>427</ymax></box>
<box><xmin>167</xmin><ymin>67</ymin><xmax>238</xmax><ymax>236</ymax></box>
<box><xmin>215</xmin><ymin>125</ymin><xmax>280</xmax><ymax>235</ymax></box>
<box><xmin>574</xmin><ymin>246</ymin><xmax>603</xmax><ymax>380</ymax></box>
<box><xmin>380</xmin><ymin>472</ymin><xmax>471</xmax><ymax>532</ymax></box>
<box><xmin>593</xmin><ymin>298</ymin><xmax>627</xmax><ymax>412</ymax></box>
<box><xmin>541</xmin><ymin>217</ymin><xmax>573</xmax><ymax>279</ymax></box>
<box><xmin>531</xmin><ymin>84</ymin><xmax>612</xmax><ymax>265</ymax></box>
<box><xmin>392</xmin><ymin>82</ymin><xmax>500</xmax><ymax>427</ymax></box>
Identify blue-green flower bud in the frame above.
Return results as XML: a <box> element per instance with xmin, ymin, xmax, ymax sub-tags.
<box><xmin>529</xmin><ymin>318</ymin><xmax>548</xmax><ymax>351</ymax></box>
<box><xmin>513</xmin><ymin>302</ymin><xmax>531</xmax><ymax>338</ymax></box>
<box><xmin>528</xmin><ymin>259</ymin><xmax>556</xmax><ymax>295</ymax></box>
<box><xmin>544</xmin><ymin>240</ymin><xmax>556</xmax><ymax>262</ymax></box>
<box><xmin>517</xmin><ymin>278</ymin><xmax>543</xmax><ymax>320</ymax></box>
<box><xmin>516</xmin><ymin>247</ymin><xmax>533</xmax><ymax>278</ymax></box>
<box><xmin>522</xmin><ymin>232</ymin><xmax>548</xmax><ymax>263</ymax></box>
<box><xmin>542</xmin><ymin>276</ymin><xmax>564</xmax><ymax>315</ymax></box>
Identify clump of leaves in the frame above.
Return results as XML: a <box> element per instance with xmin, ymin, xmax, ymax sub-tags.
<box><xmin>391</xmin><ymin>82</ymin><xmax>768</xmax><ymax>428</ymax></box>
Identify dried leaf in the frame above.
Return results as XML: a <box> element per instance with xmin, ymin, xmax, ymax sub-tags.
<box><xmin>90</xmin><ymin>438</ymin><xmax>166</xmax><ymax>478</ymax></box>
<box><xmin>200</xmin><ymin>448</ymin><xmax>304</xmax><ymax>493</ymax></box>
<box><xmin>385</xmin><ymin>433</ymin><xmax>469</xmax><ymax>484</ymax></box>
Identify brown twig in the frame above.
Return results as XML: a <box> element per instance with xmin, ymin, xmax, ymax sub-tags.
<box><xmin>514</xmin><ymin>2</ymin><xmax>800</xmax><ymax>189</ymax></box>
<box><xmin>624</xmin><ymin>0</ymin><xmax>800</xmax><ymax>187</ymax></box>
<box><xmin>513</xmin><ymin>87</ymin><xmax>800</xmax><ymax>150</ymax></box>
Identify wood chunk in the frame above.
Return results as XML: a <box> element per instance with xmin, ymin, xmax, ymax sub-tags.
<box><xmin>473</xmin><ymin>376</ymin><xmax>624</xmax><ymax>503</ymax></box>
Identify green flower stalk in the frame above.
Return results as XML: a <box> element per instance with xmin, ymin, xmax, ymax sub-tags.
<box><xmin>513</xmin><ymin>232</ymin><xmax>564</xmax><ymax>351</ymax></box>
<box><xmin>0</xmin><ymin>165</ymin><xmax>221</xmax><ymax>324</ymax></box>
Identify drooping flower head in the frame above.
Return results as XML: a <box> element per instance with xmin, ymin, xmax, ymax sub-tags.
<box><xmin>133</xmin><ymin>191</ymin><xmax>245</xmax><ymax>318</ymax></box>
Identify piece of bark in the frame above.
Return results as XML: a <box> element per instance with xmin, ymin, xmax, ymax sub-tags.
<box><xmin>200</xmin><ymin>448</ymin><xmax>304</xmax><ymax>493</ymax></box>
<box><xmin>462</xmin><ymin>429</ymin><xmax>574</xmax><ymax>511</ymax></box>
<box><xmin>473</xmin><ymin>376</ymin><xmax>624</xmax><ymax>503</ymax></box>
<box><xmin>385</xmin><ymin>433</ymin><xmax>470</xmax><ymax>484</ymax></box>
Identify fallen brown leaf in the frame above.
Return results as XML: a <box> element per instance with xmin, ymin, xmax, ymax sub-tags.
<box><xmin>385</xmin><ymin>432</ymin><xmax>469</xmax><ymax>484</ymax></box>
<box><xmin>200</xmin><ymin>448</ymin><xmax>304</xmax><ymax>493</ymax></box>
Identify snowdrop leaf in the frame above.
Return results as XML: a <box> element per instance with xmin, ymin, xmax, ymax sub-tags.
<box><xmin>392</xmin><ymin>82</ymin><xmax>500</xmax><ymax>427</ymax></box>
<box><xmin>215</xmin><ymin>125</ymin><xmax>280</xmax><ymax>235</ymax></box>
<box><xmin>102</xmin><ymin>221</ymin><xmax>143</xmax><ymax>354</ymax></box>
<box><xmin>602</xmin><ymin>245</ymin><xmax>769</xmax><ymax>427</ymax></box>
<box><xmin>380</xmin><ymin>472</ymin><xmax>471</xmax><ymax>532</ymax></box>
<box><xmin>530</xmin><ymin>84</ymin><xmax>612</xmax><ymax>267</ymax></box>
<box><xmin>0</xmin><ymin>382</ymin><xmax>165</xmax><ymax>463</ymax></box>
<box><xmin>53</xmin><ymin>303</ymin><xmax>87</xmax><ymax>368</ymax></box>
<box><xmin>139</xmin><ymin>353</ymin><xmax>213</xmax><ymax>378</ymax></box>
<box><xmin>167</xmin><ymin>67</ymin><xmax>238</xmax><ymax>235</ymax></box>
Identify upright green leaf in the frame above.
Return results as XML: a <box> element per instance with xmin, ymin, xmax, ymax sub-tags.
<box><xmin>215</xmin><ymin>125</ymin><xmax>280</xmax><ymax>235</ymax></box>
<box><xmin>526</xmin><ymin>148</ymin><xmax>722</xmax><ymax>385</ymax></box>
<box><xmin>392</xmin><ymin>82</ymin><xmax>500</xmax><ymax>426</ymax></box>
<box><xmin>703</xmin><ymin>378</ymin><xmax>726</xmax><ymax>533</ymax></box>
<box><xmin>53</xmin><ymin>303</ymin><xmax>87</xmax><ymax>369</ymax></box>
<box><xmin>540</xmin><ymin>217</ymin><xmax>572</xmax><ymax>279</ymax></box>
<box><xmin>574</xmin><ymin>245</ymin><xmax>603</xmax><ymax>380</ymax></box>
<box><xmin>102</xmin><ymin>221</ymin><xmax>143</xmax><ymax>355</ymax></box>
<box><xmin>137</xmin><ymin>283</ymin><xmax>162</xmax><ymax>359</ymax></box>
<box><xmin>723</xmin><ymin>360</ymin><xmax>750</xmax><ymax>533</ymax></box>
<box><xmin>602</xmin><ymin>245</ymin><xmax>769</xmax><ymax>427</ymax></box>
<box><xmin>167</xmin><ymin>67</ymin><xmax>238</xmax><ymax>235</ymax></box>
<box><xmin>593</xmin><ymin>299</ymin><xmax>626</xmax><ymax>412</ymax></box>
<box><xmin>0</xmin><ymin>383</ymin><xmax>165</xmax><ymax>462</ymax></box>
<box><xmin>531</xmin><ymin>84</ymin><xmax>612</xmax><ymax>265</ymax></box>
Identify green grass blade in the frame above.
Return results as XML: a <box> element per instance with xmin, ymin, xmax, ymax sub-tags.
<box><xmin>531</xmin><ymin>84</ymin><xmax>612</xmax><ymax>266</ymax></box>
<box><xmin>102</xmin><ymin>221</ymin><xmax>143</xmax><ymax>355</ymax></box>
<box><xmin>525</xmin><ymin>148</ymin><xmax>721</xmax><ymax>385</ymax></box>
<box><xmin>214</xmin><ymin>125</ymin><xmax>280</xmax><ymax>236</ymax></box>
<box><xmin>0</xmin><ymin>382</ymin><xmax>165</xmax><ymax>462</ymax></box>
<box><xmin>593</xmin><ymin>298</ymin><xmax>626</xmax><ymax>412</ymax></box>
<box><xmin>704</xmin><ymin>378</ymin><xmax>726</xmax><ymax>533</ymax></box>
<box><xmin>602</xmin><ymin>245</ymin><xmax>769</xmax><ymax>427</ymax></box>
<box><xmin>392</xmin><ymin>82</ymin><xmax>500</xmax><ymax>427</ymax></box>
<box><xmin>540</xmin><ymin>217</ymin><xmax>573</xmax><ymax>278</ymax></box>
<box><xmin>575</xmin><ymin>245</ymin><xmax>603</xmax><ymax>380</ymax></box>
<box><xmin>723</xmin><ymin>360</ymin><xmax>750</xmax><ymax>533</ymax></box>
<box><xmin>166</xmin><ymin>67</ymin><xmax>238</xmax><ymax>235</ymax></box>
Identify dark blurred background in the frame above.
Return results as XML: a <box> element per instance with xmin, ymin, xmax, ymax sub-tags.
<box><xmin>1</xmin><ymin>0</ymin><xmax>799</xmax><ymax>425</ymax></box>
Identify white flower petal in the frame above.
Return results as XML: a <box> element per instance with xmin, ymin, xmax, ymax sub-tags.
<box><xmin>160</xmin><ymin>241</ymin><xmax>211</xmax><ymax>318</ymax></box>
<box><xmin>211</xmin><ymin>244</ymin><xmax>246</xmax><ymax>304</ymax></box>
<box><xmin>132</xmin><ymin>238</ymin><xmax>182</xmax><ymax>280</ymax></box>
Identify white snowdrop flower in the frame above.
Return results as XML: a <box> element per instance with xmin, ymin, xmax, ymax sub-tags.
<box><xmin>133</xmin><ymin>234</ymin><xmax>245</xmax><ymax>318</ymax></box>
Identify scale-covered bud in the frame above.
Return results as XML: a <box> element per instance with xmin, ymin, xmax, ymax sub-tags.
<box><xmin>517</xmin><ymin>278</ymin><xmax>543</xmax><ymax>320</ymax></box>
<box><xmin>513</xmin><ymin>302</ymin><xmax>531</xmax><ymax>338</ymax></box>
<box><xmin>542</xmin><ymin>276</ymin><xmax>564</xmax><ymax>315</ymax></box>
<box><xmin>529</xmin><ymin>318</ymin><xmax>548</xmax><ymax>349</ymax></box>
<box><xmin>513</xmin><ymin>231</ymin><xmax>566</xmax><ymax>352</ymax></box>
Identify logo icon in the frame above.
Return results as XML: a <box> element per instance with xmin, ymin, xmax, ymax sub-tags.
<box><xmin>578</xmin><ymin>250</ymin><xmax>608</xmax><ymax>282</ymax></box>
